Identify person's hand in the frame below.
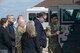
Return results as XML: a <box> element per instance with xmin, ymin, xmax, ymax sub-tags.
<box><xmin>56</xmin><ymin>31</ymin><xmax>60</xmax><ymax>35</ymax></box>
<box><xmin>52</xmin><ymin>32</ymin><xmax>57</xmax><ymax>36</ymax></box>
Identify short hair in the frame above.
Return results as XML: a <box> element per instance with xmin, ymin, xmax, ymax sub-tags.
<box><xmin>37</xmin><ymin>12</ymin><xmax>47</xmax><ymax>18</ymax></box>
<box><xmin>51</xmin><ymin>14</ymin><xmax>58</xmax><ymax>19</ymax></box>
<box><xmin>7</xmin><ymin>15</ymin><xmax>13</xmax><ymax>19</ymax></box>
<box><xmin>17</xmin><ymin>15</ymin><xmax>23</xmax><ymax>22</ymax></box>
<box><xmin>17</xmin><ymin>15</ymin><xmax>23</xmax><ymax>19</ymax></box>
<box><xmin>0</xmin><ymin>18</ymin><xmax>8</xmax><ymax>25</ymax></box>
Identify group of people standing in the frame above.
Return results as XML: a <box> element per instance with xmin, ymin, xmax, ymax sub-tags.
<box><xmin>0</xmin><ymin>15</ymin><xmax>16</xmax><ymax>53</ymax></box>
<box><xmin>0</xmin><ymin>12</ymin><xmax>63</xmax><ymax>53</ymax></box>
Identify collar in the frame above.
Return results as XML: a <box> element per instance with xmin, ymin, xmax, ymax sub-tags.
<box><xmin>37</xmin><ymin>18</ymin><xmax>42</xmax><ymax>23</ymax></box>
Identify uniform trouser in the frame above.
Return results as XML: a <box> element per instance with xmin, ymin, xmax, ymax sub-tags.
<box><xmin>17</xmin><ymin>47</ymin><xmax>22</xmax><ymax>53</ymax></box>
<box><xmin>0</xmin><ymin>50</ymin><xmax>8</xmax><ymax>53</ymax></box>
<box><xmin>48</xmin><ymin>45</ymin><xmax>63</xmax><ymax>53</ymax></box>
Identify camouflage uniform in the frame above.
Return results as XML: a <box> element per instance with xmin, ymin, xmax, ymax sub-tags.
<box><xmin>48</xmin><ymin>23</ymin><xmax>62</xmax><ymax>53</ymax></box>
<box><xmin>16</xmin><ymin>26</ymin><xmax>25</xmax><ymax>53</ymax></box>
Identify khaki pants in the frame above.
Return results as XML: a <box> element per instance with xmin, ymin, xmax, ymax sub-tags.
<box><xmin>17</xmin><ymin>47</ymin><xmax>22</xmax><ymax>53</ymax></box>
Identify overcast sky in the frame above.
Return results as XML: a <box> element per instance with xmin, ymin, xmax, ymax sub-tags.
<box><xmin>0</xmin><ymin>0</ymin><xmax>43</xmax><ymax>19</ymax></box>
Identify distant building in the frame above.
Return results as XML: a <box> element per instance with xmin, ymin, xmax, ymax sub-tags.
<box><xmin>35</xmin><ymin>0</ymin><xmax>80</xmax><ymax>7</ymax></box>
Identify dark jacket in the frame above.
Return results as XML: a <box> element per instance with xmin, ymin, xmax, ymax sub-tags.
<box><xmin>34</xmin><ymin>18</ymin><xmax>47</xmax><ymax>48</ymax></box>
<box><xmin>21</xmin><ymin>32</ymin><xmax>39</xmax><ymax>53</ymax></box>
<box><xmin>0</xmin><ymin>26</ymin><xmax>13</xmax><ymax>49</ymax></box>
<box><xmin>7</xmin><ymin>23</ymin><xmax>15</xmax><ymax>46</ymax></box>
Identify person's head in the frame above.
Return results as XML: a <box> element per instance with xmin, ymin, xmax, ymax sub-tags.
<box><xmin>37</xmin><ymin>12</ymin><xmax>47</xmax><ymax>23</ymax></box>
<box><xmin>17</xmin><ymin>15</ymin><xmax>24</xmax><ymax>22</ymax></box>
<box><xmin>0</xmin><ymin>18</ymin><xmax>8</xmax><ymax>28</ymax></box>
<box><xmin>17</xmin><ymin>15</ymin><xmax>24</xmax><ymax>24</ymax></box>
<box><xmin>18</xmin><ymin>19</ymin><xmax>26</xmax><ymax>28</ymax></box>
<box><xmin>51</xmin><ymin>14</ymin><xmax>58</xmax><ymax>24</ymax></box>
<box><xmin>7</xmin><ymin>15</ymin><xmax>14</xmax><ymax>23</ymax></box>
<box><xmin>26</xmin><ymin>21</ymin><xmax>36</xmax><ymax>38</ymax></box>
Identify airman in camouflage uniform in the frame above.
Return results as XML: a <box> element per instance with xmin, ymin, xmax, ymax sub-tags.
<box><xmin>46</xmin><ymin>14</ymin><xmax>62</xmax><ymax>53</ymax></box>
